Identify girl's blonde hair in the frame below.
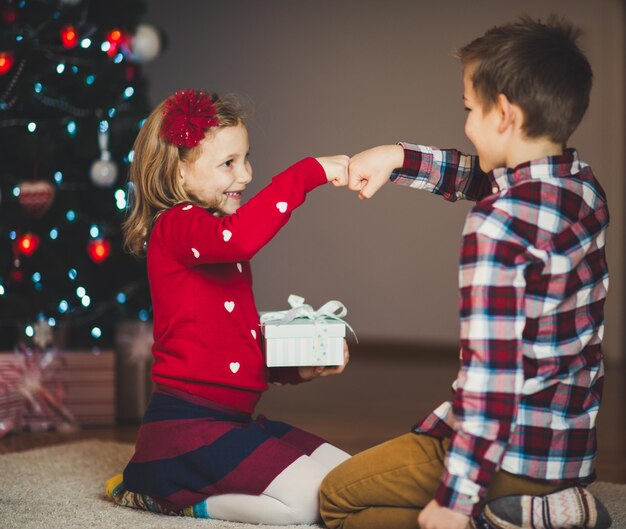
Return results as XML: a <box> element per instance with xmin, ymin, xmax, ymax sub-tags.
<box><xmin>123</xmin><ymin>93</ymin><xmax>245</xmax><ymax>256</ymax></box>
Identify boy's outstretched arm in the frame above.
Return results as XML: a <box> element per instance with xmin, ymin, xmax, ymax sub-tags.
<box><xmin>348</xmin><ymin>145</ymin><xmax>404</xmax><ymax>199</ymax></box>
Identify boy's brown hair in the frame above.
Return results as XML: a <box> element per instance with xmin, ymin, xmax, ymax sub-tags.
<box><xmin>456</xmin><ymin>15</ymin><xmax>592</xmax><ymax>144</ymax></box>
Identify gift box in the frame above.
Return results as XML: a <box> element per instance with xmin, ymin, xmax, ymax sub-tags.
<box><xmin>0</xmin><ymin>379</ymin><xmax>25</xmax><ymax>438</ymax></box>
<box><xmin>0</xmin><ymin>349</ymin><xmax>115</xmax><ymax>429</ymax></box>
<box><xmin>263</xmin><ymin>318</ymin><xmax>345</xmax><ymax>367</ymax></box>
<box><xmin>50</xmin><ymin>350</ymin><xmax>115</xmax><ymax>426</ymax></box>
<box><xmin>115</xmin><ymin>320</ymin><xmax>154</xmax><ymax>423</ymax></box>
<box><xmin>260</xmin><ymin>295</ymin><xmax>353</xmax><ymax>367</ymax></box>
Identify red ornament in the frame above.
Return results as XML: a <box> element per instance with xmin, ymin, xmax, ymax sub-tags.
<box><xmin>60</xmin><ymin>25</ymin><xmax>78</xmax><ymax>49</ymax></box>
<box><xmin>10</xmin><ymin>268</ymin><xmax>24</xmax><ymax>284</ymax></box>
<box><xmin>161</xmin><ymin>89</ymin><xmax>219</xmax><ymax>148</ymax></box>
<box><xmin>0</xmin><ymin>51</ymin><xmax>14</xmax><ymax>75</ymax></box>
<box><xmin>1</xmin><ymin>7</ymin><xmax>18</xmax><ymax>26</ymax></box>
<box><xmin>87</xmin><ymin>238</ymin><xmax>111</xmax><ymax>263</ymax></box>
<box><xmin>17</xmin><ymin>233</ymin><xmax>40</xmax><ymax>256</ymax></box>
<box><xmin>18</xmin><ymin>180</ymin><xmax>55</xmax><ymax>218</ymax></box>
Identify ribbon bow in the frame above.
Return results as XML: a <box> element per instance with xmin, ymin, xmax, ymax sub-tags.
<box><xmin>260</xmin><ymin>294</ymin><xmax>357</xmax><ymax>342</ymax></box>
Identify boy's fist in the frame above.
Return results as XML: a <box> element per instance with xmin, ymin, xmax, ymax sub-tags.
<box><xmin>348</xmin><ymin>144</ymin><xmax>404</xmax><ymax>199</ymax></box>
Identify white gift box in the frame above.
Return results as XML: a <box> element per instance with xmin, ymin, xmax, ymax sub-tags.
<box><xmin>262</xmin><ymin>317</ymin><xmax>346</xmax><ymax>367</ymax></box>
<box><xmin>261</xmin><ymin>295</ymin><xmax>354</xmax><ymax>367</ymax></box>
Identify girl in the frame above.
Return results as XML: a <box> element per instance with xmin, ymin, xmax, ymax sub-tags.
<box><xmin>105</xmin><ymin>89</ymin><xmax>351</xmax><ymax>524</ymax></box>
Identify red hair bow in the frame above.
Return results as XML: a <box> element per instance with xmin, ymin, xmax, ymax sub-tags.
<box><xmin>161</xmin><ymin>89</ymin><xmax>218</xmax><ymax>148</ymax></box>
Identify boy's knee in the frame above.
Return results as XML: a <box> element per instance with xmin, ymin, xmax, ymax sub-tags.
<box><xmin>319</xmin><ymin>473</ymin><xmax>345</xmax><ymax>529</ymax></box>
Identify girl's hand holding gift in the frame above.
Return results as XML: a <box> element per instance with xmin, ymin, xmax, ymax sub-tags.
<box><xmin>298</xmin><ymin>340</ymin><xmax>350</xmax><ymax>380</ymax></box>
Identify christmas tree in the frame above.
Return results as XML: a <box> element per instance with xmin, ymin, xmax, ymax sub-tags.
<box><xmin>0</xmin><ymin>0</ymin><xmax>162</xmax><ymax>349</ymax></box>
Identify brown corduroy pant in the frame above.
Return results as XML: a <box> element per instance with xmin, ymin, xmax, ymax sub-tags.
<box><xmin>320</xmin><ymin>433</ymin><xmax>560</xmax><ymax>529</ymax></box>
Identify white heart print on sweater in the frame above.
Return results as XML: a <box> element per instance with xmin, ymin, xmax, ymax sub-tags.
<box><xmin>236</xmin><ymin>263</ymin><xmax>243</xmax><ymax>273</ymax></box>
<box><xmin>191</xmin><ymin>248</ymin><xmax>200</xmax><ymax>258</ymax></box>
<box><xmin>229</xmin><ymin>362</ymin><xmax>240</xmax><ymax>374</ymax></box>
<box><xmin>276</xmin><ymin>202</ymin><xmax>288</xmax><ymax>213</ymax></box>
<box><xmin>182</xmin><ymin>205</ymin><xmax>193</xmax><ymax>211</ymax></box>
<box><xmin>224</xmin><ymin>301</ymin><xmax>235</xmax><ymax>312</ymax></box>
<box><xmin>251</xmin><ymin>329</ymin><xmax>256</xmax><ymax>339</ymax></box>
<box><xmin>222</xmin><ymin>230</ymin><xmax>232</xmax><ymax>242</ymax></box>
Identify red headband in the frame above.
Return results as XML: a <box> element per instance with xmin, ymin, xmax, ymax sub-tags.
<box><xmin>160</xmin><ymin>89</ymin><xmax>219</xmax><ymax>148</ymax></box>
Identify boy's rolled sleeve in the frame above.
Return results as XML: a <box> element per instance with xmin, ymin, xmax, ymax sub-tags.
<box><xmin>391</xmin><ymin>143</ymin><xmax>491</xmax><ymax>202</ymax></box>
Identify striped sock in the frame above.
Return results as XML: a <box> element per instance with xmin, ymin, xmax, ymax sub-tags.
<box><xmin>483</xmin><ymin>487</ymin><xmax>611</xmax><ymax>529</ymax></box>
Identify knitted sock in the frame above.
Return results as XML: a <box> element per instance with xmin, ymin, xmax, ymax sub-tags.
<box><xmin>470</xmin><ymin>512</ymin><xmax>497</xmax><ymax>529</ymax></box>
<box><xmin>483</xmin><ymin>487</ymin><xmax>611</xmax><ymax>529</ymax></box>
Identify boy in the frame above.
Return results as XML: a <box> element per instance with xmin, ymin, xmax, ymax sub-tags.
<box><xmin>320</xmin><ymin>15</ymin><xmax>611</xmax><ymax>529</ymax></box>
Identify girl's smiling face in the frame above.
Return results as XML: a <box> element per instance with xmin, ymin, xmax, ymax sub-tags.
<box><xmin>179</xmin><ymin>122</ymin><xmax>252</xmax><ymax>215</ymax></box>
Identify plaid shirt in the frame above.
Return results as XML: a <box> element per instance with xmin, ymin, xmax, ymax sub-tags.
<box><xmin>391</xmin><ymin>144</ymin><xmax>609</xmax><ymax>516</ymax></box>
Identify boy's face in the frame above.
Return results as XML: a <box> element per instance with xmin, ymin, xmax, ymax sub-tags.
<box><xmin>463</xmin><ymin>66</ymin><xmax>507</xmax><ymax>173</ymax></box>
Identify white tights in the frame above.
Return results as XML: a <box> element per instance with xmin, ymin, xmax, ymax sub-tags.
<box><xmin>201</xmin><ymin>443</ymin><xmax>350</xmax><ymax>525</ymax></box>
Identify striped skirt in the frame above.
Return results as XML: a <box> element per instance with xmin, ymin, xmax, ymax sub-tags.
<box><xmin>123</xmin><ymin>386</ymin><xmax>327</xmax><ymax>511</ymax></box>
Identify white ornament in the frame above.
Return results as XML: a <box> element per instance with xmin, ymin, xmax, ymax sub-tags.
<box><xmin>276</xmin><ymin>202</ymin><xmax>288</xmax><ymax>213</ymax></box>
<box><xmin>90</xmin><ymin>128</ymin><xmax>118</xmax><ymax>187</ymax></box>
<box><xmin>32</xmin><ymin>320</ymin><xmax>53</xmax><ymax>349</ymax></box>
<box><xmin>90</xmin><ymin>159</ymin><xmax>118</xmax><ymax>187</ymax></box>
<box><xmin>130</xmin><ymin>24</ymin><xmax>161</xmax><ymax>63</ymax></box>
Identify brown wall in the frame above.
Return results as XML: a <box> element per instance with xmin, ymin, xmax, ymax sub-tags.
<box><xmin>143</xmin><ymin>0</ymin><xmax>625</xmax><ymax>363</ymax></box>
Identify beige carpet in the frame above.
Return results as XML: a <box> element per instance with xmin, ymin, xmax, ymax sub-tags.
<box><xmin>0</xmin><ymin>440</ymin><xmax>625</xmax><ymax>529</ymax></box>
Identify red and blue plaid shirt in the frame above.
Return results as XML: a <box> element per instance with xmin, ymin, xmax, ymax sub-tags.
<box><xmin>391</xmin><ymin>144</ymin><xmax>609</xmax><ymax>516</ymax></box>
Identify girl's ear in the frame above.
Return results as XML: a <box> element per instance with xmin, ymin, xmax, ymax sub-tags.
<box><xmin>178</xmin><ymin>163</ymin><xmax>187</xmax><ymax>184</ymax></box>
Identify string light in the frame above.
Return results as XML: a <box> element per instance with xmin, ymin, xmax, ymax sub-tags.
<box><xmin>18</xmin><ymin>233</ymin><xmax>40</xmax><ymax>256</ymax></box>
<box><xmin>0</xmin><ymin>52</ymin><xmax>14</xmax><ymax>75</ymax></box>
<box><xmin>87</xmin><ymin>238</ymin><xmax>111</xmax><ymax>263</ymax></box>
<box><xmin>60</xmin><ymin>25</ymin><xmax>78</xmax><ymax>49</ymax></box>
<box><xmin>27</xmin><ymin>121</ymin><xmax>36</xmax><ymax>132</ymax></box>
<box><xmin>54</xmin><ymin>171</ymin><xmax>63</xmax><ymax>183</ymax></box>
